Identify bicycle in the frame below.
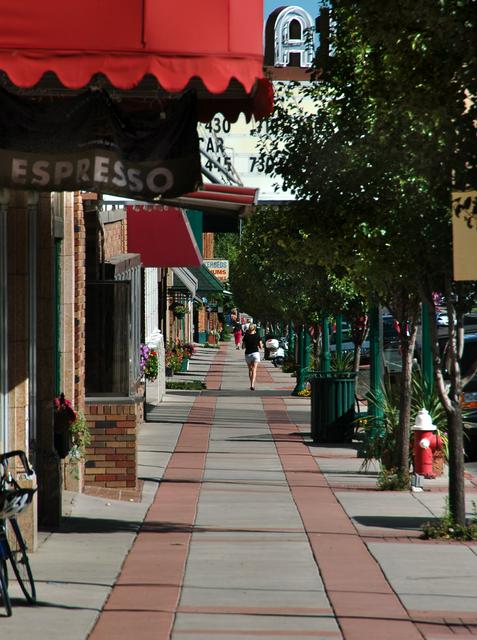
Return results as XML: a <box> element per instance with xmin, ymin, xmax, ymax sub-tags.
<box><xmin>0</xmin><ymin>450</ymin><xmax>37</xmax><ymax>616</ymax></box>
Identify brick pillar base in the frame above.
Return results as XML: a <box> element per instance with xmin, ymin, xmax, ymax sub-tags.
<box><xmin>84</xmin><ymin>399</ymin><xmax>142</xmax><ymax>488</ymax></box>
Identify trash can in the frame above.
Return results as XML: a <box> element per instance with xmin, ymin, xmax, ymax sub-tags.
<box><xmin>310</xmin><ymin>371</ymin><xmax>357</xmax><ymax>443</ymax></box>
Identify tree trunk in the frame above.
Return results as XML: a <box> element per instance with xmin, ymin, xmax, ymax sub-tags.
<box><xmin>447</xmin><ymin>404</ymin><xmax>466</xmax><ymax>525</ymax></box>
<box><xmin>351</xmin><ymin>315</ymin><xmax>368</xmax><ymax>373</ymax></box>
<box><xmin>313</xmin><ymin>321</ymin><xmax>321</xmax><ymax>370</ymax></box>
<box><xmin>424</xmin><ymin>284</ymin><xmax>467</xmax><ymax>526</ymax></box>
<box><xmin>394</xmin><ymin>323</ymin><xmax>417</xmax><ymax>475</ymax></box>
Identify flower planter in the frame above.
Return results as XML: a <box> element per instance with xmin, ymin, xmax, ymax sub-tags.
<box><xmin>207</xmin><ymin>334</ymin><xmax>217</xmax><ymax>344</ymax></box>
<box><xmin>54</xmin><ymin>413</ymin><xmax>73</xmax><ymax>459</ymax></box>
<box><xmin>63</xmin><ymin>456</ymin><xmax>84</xmax><ymax>492</ymax></box>
<box><xmin>380</xmin><ymin>449</ymin><xmax>394</xmax><ymax>471</ymax></box>
<box><xmin>180</xmin><ymin>357</ymin><xmax>189</xmax><ymax>372</ymax></box>
<box><xmin>174</xmin><ymin>311</ymin><xmax>185</xmax><ymax>319</ymax></box>
<box><xmin>165</xmin><ymin>366</ymin><xmax>174</xmax><ymax>377</ymax></box>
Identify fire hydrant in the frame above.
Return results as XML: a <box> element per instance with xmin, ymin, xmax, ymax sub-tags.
<box><xmin>411</xmin><ymin>408</ymin><xmax>442</xmax><ymax>479</ymax></box>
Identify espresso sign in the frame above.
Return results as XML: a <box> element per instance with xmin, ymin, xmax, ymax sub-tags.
<box><xmin>0</xmin><ymin>89</ymin><xmax>201</xmax><ymax>199</ymax></box>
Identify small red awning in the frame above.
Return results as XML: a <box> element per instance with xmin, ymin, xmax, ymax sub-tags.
<box><xmin>161</xmin><ymin>184</ymin><xmax>259</xmax><ymax>231</ymax></box>
<box><xmin>163</xmin><ymin>184</ymin><xmax>258</xmax><ymax>212</ymax></box>
<box><xmin>0</xmin><ymin>0</ymin><xmax>273</xmax><ymax>120</ymax></box>
<box><xmin>127</xmin><ymin>205</ymin><xmax>202</xmax><ymax>268</ymax></box>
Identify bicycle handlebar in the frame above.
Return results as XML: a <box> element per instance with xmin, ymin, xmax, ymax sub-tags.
<box><xmin>0</xmin><ymin>450</ymin><xmax>34</xmax><ymax>476</ymax></box>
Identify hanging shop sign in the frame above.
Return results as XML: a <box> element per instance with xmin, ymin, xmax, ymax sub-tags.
<box><xmin>0</xmin><ymin>89</ymin><xmax>201</xmax><ymax>199</ymax></box>
<box><xmin>203</xmin><ymin>259</ymin><xmax>229</xmax><ymax>282</ymax></box>
<box><xmin>452</xmin><ymin>190</ymin><xmax>477</xmax><ymax>281</ymax></box>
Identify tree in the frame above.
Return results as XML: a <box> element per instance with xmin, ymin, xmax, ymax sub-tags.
<box><xmin>231</xmin><ymin>204</ymin><xmax>369</xmax><ymax>370</ymax></box>
<box><xmin>256</xmin><ymin>0</ymin><xmax>477</xmax><ymax>521</ymax></box>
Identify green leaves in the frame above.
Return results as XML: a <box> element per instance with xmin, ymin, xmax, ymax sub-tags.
<box><xmin>254</xmin><ymin>0</ymin><xmax>477</xmax><ymax>307</ymax></box>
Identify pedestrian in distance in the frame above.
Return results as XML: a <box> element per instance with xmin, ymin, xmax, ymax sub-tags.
<box><xmin>242</xmin><ymin>324</ymin><xmax>263</xmax><ymax>390</ymax></box>
<box><xmin>233</xmin><ymin>321</ymin><xmax>243</xmax><ymax>349</ymax></box>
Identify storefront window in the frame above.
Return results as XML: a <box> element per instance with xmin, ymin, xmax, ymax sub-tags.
<box><xmin>86</xmin><ymin>281</ymin><xmax>131</xmax><ymax>396</ymax></box>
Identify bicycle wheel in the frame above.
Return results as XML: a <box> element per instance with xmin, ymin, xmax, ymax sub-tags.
<box><xmin>8</xmin><ymin>519</ymin><xmax>36</xmax><ymax>603</ymax></box>
<box><xmin>0</xmin><ymin>557</ymin><xmax>12</xmax><ymax>616</ymax></box>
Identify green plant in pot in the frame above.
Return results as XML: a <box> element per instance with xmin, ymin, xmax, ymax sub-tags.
<box><xmin>359</xmin><ymin>380</ymin><xmax>400</xmax><ymax>472</ymax></box>
<box><xmin>330</xmin><ymin>350</ymin><xmax>354</xmax><ymax>373</ymax></box>
<box><xmin>173</xmin><ymin>304</ymin><xmax>189</xmax><ymax>318</ymax></box>
<box><xmin>359</xmin><ymin>368</ymin><xmax>449</xmax><ymax>479</ymax></box>
<box><xmin>69</xmin><ymin>411</ymin><xmax>92</xmax><ymax>460</ymax></box>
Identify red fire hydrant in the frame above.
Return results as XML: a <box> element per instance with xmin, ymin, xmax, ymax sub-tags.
<box><xmin>411</xmin><ymin>408</ymin><xmax>442</xmax><ymax>479</ymax></box>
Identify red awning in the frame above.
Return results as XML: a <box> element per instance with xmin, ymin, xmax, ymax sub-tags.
<box><xmin>163</xmin><ymin>184</ymin><xmax>259</xmax><ymax>212</ymax></box>
<box><xmin>161</xmin><ymin>184</ymin><xmax>259</xmax><ymax>232</ymax></box>
<box><xmin>127</xmin><ymin>205</ymin><xmax>202</xmax><ymax>268</ymax></box>
<box><xmin>0</xmin><ymin>0</ymin><xmax>273</xmax><ymax>120</ymax></box>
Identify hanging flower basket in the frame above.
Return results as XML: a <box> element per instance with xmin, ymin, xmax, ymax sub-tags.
<box><xmin>172</xmin><ymin>304</ymin><xmax>189</xmax><ymax>320</ymax></box>
<box><xmin>140</xmin><ymin>344</ymin><xmax>159</xmax><ymax>382</ymax></box>
<box><xmin>54</xmin><ymin>394</ymin><xmax>76</xmax><ymax>459</ymax></box>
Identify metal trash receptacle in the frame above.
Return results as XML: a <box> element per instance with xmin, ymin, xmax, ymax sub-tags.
<box><xmin>310</xmin><ymin>371</ymin><xmax>357</xmax><ymax>443</ymax></box>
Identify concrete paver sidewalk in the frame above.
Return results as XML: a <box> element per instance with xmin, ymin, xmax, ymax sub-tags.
<box><xmin>3</xmin><ymin>341</ymin><xmax>477</xmax><ymax>639</ymax></box>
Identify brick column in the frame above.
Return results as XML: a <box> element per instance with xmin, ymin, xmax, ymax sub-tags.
<box><xmin>84</xmin><ymin>399</ymin><xmax>142</xmax><ymax>488</ymax></box>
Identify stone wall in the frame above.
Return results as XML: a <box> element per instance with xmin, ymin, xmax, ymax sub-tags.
<box><xmin>103</xmin><ymin>214</ymin><xmax>127</xmax><ymax>259</ymax></box>
<box><xmin>7</xmin><ymin>191</ymin><xmax>28</xmax><ymax>455</ymax></box>
<box><xmin>74</xmin><ymin>194</ymin><xmax>86</xmax><ymax>413</ymax></box>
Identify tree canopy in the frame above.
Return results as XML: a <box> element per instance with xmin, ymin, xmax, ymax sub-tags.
<box><xmin>251</xmin><ymin>0</ymin><xmax>477</xmax><ymax>522</ymax></box>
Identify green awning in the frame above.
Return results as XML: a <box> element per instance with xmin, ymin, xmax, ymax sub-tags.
<box><xmin>185</xmin><ymin>265</ymin><xmax>224</xmax><ymax>295</ymax></box>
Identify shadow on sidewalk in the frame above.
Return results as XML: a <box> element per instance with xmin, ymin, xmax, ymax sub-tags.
<box><xmin>140</xmin><ymin>520</ymin><xmax>295</xmax><ymax>534</ymax></box>
<box><xmin>203</xmin><ymin>389</ymin><xmax>294</xmax><ymax>397</ymax></box>
<box><xmin>225</xmin><ymin>432</ymin><xmax>308</xmax><ymax>443</ymax></box>
<box><xmin>3</xmin><ymin>597</ymin><xmax>101</xmax><ymax>613</ymax></box>
<box><xmin>354</xmin><ymin>515</ymin><xmax>437</xmax><ymax>530</ymax></box>
<box><xmin>320</xmin><ymin>469</ymin><xmax>379</xmax><ymax>476</ymax></box>
<box><xmin>59</xmin><ymin>516</ymin><xmax>142</xmax><ymax>534</ymax></box>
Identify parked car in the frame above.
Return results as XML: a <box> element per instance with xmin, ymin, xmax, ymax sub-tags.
<box><xmin>330</xmin><ymin>320</ymin><xmax>351</xmax><ymax>344</ymax></box>
<box><xmin>436</xmin><ymin>311</ymin><xmax>449</xmax><ymax>326</ymax></box>
<box><xmin>330</xmin><ymin>339</ymin><xmax>370</xmax><ymax>364</ymax></box>
<box><xmin>439</xmin><ymin>332</ymin><xmax>477</xmax><ymax>460</ymax></box>
<box><xmin>382</xmin><ymin>314</ymin><xmax>400</xmax><ymax>347</ymax></box>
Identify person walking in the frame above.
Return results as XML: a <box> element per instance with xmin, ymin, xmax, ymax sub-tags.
<box><xmin>242</xmin><ymin>324</ymin><xmax>263</xmax><ymax>390</ymax></box>
<box><xmin>233</xmin><ymin>322</ymin><xmax>243</xmax><ymax>350</ymax></box>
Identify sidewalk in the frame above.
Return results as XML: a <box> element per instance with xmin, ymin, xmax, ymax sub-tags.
<box><xmin>3</xmin><ymin>342</ymin><xmax>477</xmax><ymax>639</ymax></box>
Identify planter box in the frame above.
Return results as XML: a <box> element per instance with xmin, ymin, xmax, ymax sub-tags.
<box><xmin>165</xmin><ymin>366</ymin><xmax>174</xmax><ymax>377</ymax></box>
<box><xmin>180</xmin><ymin>357</ymin><xmax>189</xmax><ymax>372</ymax></box>
<box><xmin>174</xmin><ymin>312</ymin><xmax>185</xmax><ymax>319</ymax></box>
<box><xmin>63</xmin><ymin>457</ymin><xmax>84</xmax><ymax>492</ymax></box>
<box><xmin>54</xmin><ymin>413</ymin><xmax>72</xmax><ymax>459</ymax></box>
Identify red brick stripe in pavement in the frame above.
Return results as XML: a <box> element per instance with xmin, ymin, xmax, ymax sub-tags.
<box><xmin>173</xmin><ymin>631</ymin><xmax>341</xmax><ymax>638</ymax></box>
<box><xmin>88</xmin><ymin>349</ymin><xmax>224</xmax><ymax>640</ymax></box>
<box><xmin>203</xmin><ymin>343</ymin><xmax>227</xmax><ymax>389</ymax></box>
<box><xmin>172</xmin><ymin>631</ymin><xmax>341</xmax><ymax>638</ymax></box>
<box><xmin>262</xmin><ymin>397</ymin><xmax>423</xmax><ymax>640</ymax></box>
